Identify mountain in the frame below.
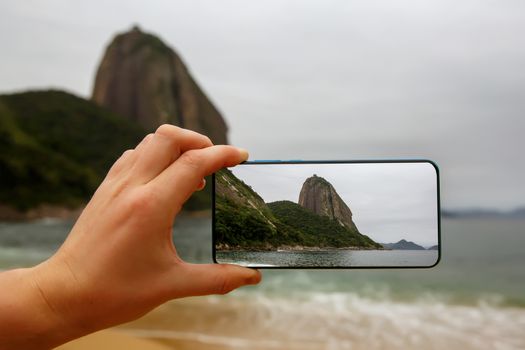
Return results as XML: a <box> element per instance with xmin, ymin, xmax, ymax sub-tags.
<box><xmin>214</xmin><ymin>169</ymin><xmax>284</xmax><ymax>250</ymax></box>
<box><xmin>0</xmin><ymin>90</ymin><xmax>145</xmax><ymax>215</ymax></box>
<box><xmin>298</xmin><ymin>174</ymin><xmax>358</xmax><ymax>231</ymax></box>
<box><xmin>0</xmin><ymin>26</ymin><xmax>230</xmax><ymax>218</ymax></box>
<box><xmin>214</xmin><ymin>169</ymin><xmax>381</xmax><ymax>250</ymax></box>
<box><xmin>382</xmin><ymin>239</ymin><xmax>426</xmax><ymax>250</ymax></box>
<box><xmin>427</xmin><ymin>245</ymin><xmax>439</xmax><ymax>250</ymax></box>
<box><xmin>215</xmin><ymin>168</ymin><xmax>277</xmax><ymax>228</ymax></box>
<box><xmin>92</xmin><ymin>25</ymin><xmax>228</xmax><ymax>144</ymax></box>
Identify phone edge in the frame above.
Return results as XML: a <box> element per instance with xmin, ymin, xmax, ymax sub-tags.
<box><xmin>211</xmin><ymin>159</ymin><xmax>441</xmax><ymax>269</ymax></box>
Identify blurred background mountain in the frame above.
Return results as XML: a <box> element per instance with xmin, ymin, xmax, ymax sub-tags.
<box><xmin>92</xmin><ymin>26</ymin><xmax>228</xmax><ymax>143</ymax></box>
<box><xmin>0</xmin><ymin>26</ymin><xmax>226</xmax><ymax>218</ymax></box>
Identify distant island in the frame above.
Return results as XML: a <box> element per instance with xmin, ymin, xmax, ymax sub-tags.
<box><xmin>381</xmin><ymin>239</ymin><xmax>426</xmax><ymax>250</ymax></box>
<box><xmin>214</xmin><ymin>169</ymin><xmax>382</xmax><ymax>251</ymax></box>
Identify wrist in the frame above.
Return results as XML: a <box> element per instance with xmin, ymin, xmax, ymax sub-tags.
<box><xmin>0</xmin><ymin>266</ymin><xmax>67</xmax><ymax>349</ymax></box>
<box><xmin>0</xmin><ymin>256</ymin><xmax>93</xmax><ymax>350</ymax></box>
<box><xmin>28</xmin><ymin>257</ymin><xmax>94</xmax><ymax>348</ymax></box>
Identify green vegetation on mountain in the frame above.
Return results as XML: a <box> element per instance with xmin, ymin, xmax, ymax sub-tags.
<box><xmin>0</xmin><ymin>90</ymin><xmax>145</xmax><ymax>210</ymax></box>
<box><xmin>215</xmin><ymin>169</ymin><xmax>285</xmax><ymax>249</ymax></box>
<box><xmin>215</xmin><ymin>196</ymin><xmax>304</xmax><ymax>249</ymax></box>
<box><xmin>269</xmin><ymin>201</ymin><xmax>381</xmax><ymax>249</ymax></box>
<box><xmin>0</xmin><ymin>90</ymin><xmax>212</xmax><ymax>212</ymax></box>
<box><xmin>214</xmin><ymin>169</ymin><xmax>381</xmax><ymax>250</ymax></box>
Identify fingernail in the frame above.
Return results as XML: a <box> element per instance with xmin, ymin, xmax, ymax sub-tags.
<box><xmin>249</xmin><ymin>269</ymin><xmax>262</xmax><ymax>284</ymax></box>
<box><xmin>237</xmin><ymin>148</ymin><xmax>249</xmax><ymax>161</ymax></box>
<box><xmin>196</xmin><ymin>178</ymin><xmax>206</xmax><ymax>191</ymax></box>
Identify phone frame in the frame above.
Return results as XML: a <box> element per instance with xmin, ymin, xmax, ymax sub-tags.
<box><xmin>212</xmin><ymin>159</ymin><xmax>441</xmax><ymax>269</ymax></box>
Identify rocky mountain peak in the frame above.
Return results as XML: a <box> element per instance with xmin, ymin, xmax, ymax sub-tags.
<box><xmin>298</xmin><ymin>175</ymin><xmax>358</xmax><ymax>231</ymax></box>
<box><xmin>91</xmin><ymin>26</ymin><xmax>228</xmax><ymax>144</ymax></box>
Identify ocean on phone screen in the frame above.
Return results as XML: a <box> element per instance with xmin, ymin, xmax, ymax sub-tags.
<box><xmin>1</xmin><ymin>217</ymin><xmax>524</xmax><ymax>349</ymax></box>
<box><xmin>216</xmin><ymin>249</ymin><xmax>439</xmax><ymax>267</ymax></box>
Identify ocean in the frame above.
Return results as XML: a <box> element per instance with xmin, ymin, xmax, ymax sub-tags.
<box><xmin>216</xmin><ymin>249</ymin><xmax>439</xmax><ymax>267</ymax></box>
<box><xmin>1</xmin><ymin>217</ymin><xmax>524</xmax><ymax>349</ymax></box>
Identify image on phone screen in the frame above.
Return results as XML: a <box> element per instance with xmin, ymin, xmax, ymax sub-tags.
<box><xmin>212</xmin><ymin>160</ymin><xmax>440</xmax><ymax>268</ymax></box>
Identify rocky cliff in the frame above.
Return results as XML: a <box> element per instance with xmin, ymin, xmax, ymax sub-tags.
<box><xmin>215</xmin><ymin>169</ymin><xmax>276</xmax><ymax>227</ymax></box>
<box><xmin>92</xmin><ymin>26</ymin><xmax>228</xmax><ymax>144</ymax></box>
<box><xmin>298</xmin><ymin>175</ymin><xmax>358</xmax><ymax>231</ymax></box>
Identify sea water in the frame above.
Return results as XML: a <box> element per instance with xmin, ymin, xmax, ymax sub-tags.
<box><xmin>216</xmin><ymin>249</ymin><xmax>439</xmax><ymax>267</ymax></box>
<box><xmin>1</xmin><ymin>218</ymin><xmax>524</xmax><ymax>349</ymax></box>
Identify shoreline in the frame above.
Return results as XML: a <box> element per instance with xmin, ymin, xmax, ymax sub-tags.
<box><xmin>0</xmin><ymin>204</ymin><xmax>85</xmax><ymax>222</ymax></box>
<box><xmin>216</xmin><ymin>246</ymin><xmax>387</xmax><ymax>252</ymax></box>
<box><xmin>0</xmin><ymin>203</ymin><xmax>211</xmax><ymax>222</ymax></box>
<box><xmin>55</xmin><ymin>329</ymin><xmax>176</xmax><ymax>350</ymax></box>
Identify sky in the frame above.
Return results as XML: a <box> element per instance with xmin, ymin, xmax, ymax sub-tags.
<box><xmin>230</xmin><ymin>162</ymin><xmax>438</xmax><ymax>246</ymax></box>
<box><xmin>0</xmin><ymin>0</ymin><xmax>524</xmax><ymax>210</ymax></box>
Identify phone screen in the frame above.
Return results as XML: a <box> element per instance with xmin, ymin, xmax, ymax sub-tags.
<box><xmin>212</xmin><ymin>160</ymin><xmax>440</xmax><ymax>268</ymax></box>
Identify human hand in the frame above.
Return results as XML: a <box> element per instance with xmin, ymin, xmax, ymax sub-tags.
<box><xmin>1</xmin><ymin>125</ymin><xmax>261</xmax><ymax>349</ymax></box>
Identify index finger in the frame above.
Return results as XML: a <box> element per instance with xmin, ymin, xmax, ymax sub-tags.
<box><xmin>149</xmin><ymin>145</ymin><xmax>249</xmax><ymax>211</ymax></box>
<box><xmin>129</xmin><ymin>125</ymin><xmax>213</xmax><ymax>185</ymax></box>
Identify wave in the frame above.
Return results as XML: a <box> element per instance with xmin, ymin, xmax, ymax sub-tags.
<box><xmin>0</xmin><ymin>246</ymin><xmax>54</xmax><ymax>270</ymax></box>
<box><xmin>123</xmin><ymin>291</ymin><xmax>525</xmax><ymax>350</ymax></box>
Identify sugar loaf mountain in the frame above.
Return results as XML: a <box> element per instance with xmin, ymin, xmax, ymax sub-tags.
<box><xmin>215</xmin><ymin>170</ymin><xmax>382</xmax><ymax>250</ymax></box>
<box><xmin>0</xmin><ymin>26</ymin><xmax>225</xmax><ymax>219</ymax></box>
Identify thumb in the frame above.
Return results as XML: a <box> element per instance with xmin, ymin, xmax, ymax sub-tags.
<box><xmin>172</xmin><ymin>263</ymin><xmax>262</xmax><ymax>297</ymax></box>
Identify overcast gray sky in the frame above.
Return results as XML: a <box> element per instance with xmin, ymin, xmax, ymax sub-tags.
<box><xmin>1</xmin><ymin>0</ymin><xmax>524</xmax><ymax>210</ymax></box>
<box><xmin>231</xmin><ymin>162</ymin><xmax>438</xmax><ymax>246</ymax></box>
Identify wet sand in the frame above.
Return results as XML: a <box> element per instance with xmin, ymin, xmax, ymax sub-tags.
<box><xmin>55</xmin><ymin>330</ymin><xmax>173</xmax><ymax>350</ymax></box>
<box><xmin>56</xmin><ymin>297</ymin><xmax>261</xmax><ymax>350</ymax></box>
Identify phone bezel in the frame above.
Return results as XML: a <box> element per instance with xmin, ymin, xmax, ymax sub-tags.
<box><xmin>212</xmin><ymin>159</ymin><xmax>441</xmax><ymax>269</ymax></box>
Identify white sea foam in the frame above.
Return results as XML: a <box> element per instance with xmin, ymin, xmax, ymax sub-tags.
<box><xmin>244</xmin><ymin>263</ymin><xmax>277</xmax><ymax>267</ymax></box>
<box><xmin>125</xmin><ymin>292</ymin><xmax>525</xmax><ymax>350</ymax></box>
<box><xmin>219</xmin><ymin>259</ymin><xmax>277</xmax><ymax>267</ymax></box>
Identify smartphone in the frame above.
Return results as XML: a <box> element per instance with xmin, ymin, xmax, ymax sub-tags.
<box><xmin>212</xmin><ymin>160</ymin><xmax>440</xmax><ymax>268</ymax></box>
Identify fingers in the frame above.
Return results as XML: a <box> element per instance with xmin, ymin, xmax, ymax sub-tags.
<box><xmin>104</xmin><ymin>134</ymin><xmax>154</xmax><ymax>180</ymax></box>
<box><xmin>104</xmin><ymin>149</ymin><xmax>134</xmax><ymax>180</ymax></box>
<box><xmin>151</xmin><ymin>145</ymin><xmax>249</xmax><ymax>210</ymax></box>
<box><xmin>173</xmin><ymin>264</ymin><xmax>261</xmax><ymax>297</ymax></box>
<box><xmin>130</xmin><ymin>125</ymin><xmax>213</xmax><ymax>184</ymax></box>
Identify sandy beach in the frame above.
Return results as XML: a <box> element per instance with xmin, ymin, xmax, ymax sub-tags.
<box><xmin>55</xmin><ymin>330</ymin><xmax>173</xmax><ymax>350</ymax></box>
<box><xmin>56</xmin><ymin>296</ymin><xmax>268</xmax><ymax>350</ymax></box>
